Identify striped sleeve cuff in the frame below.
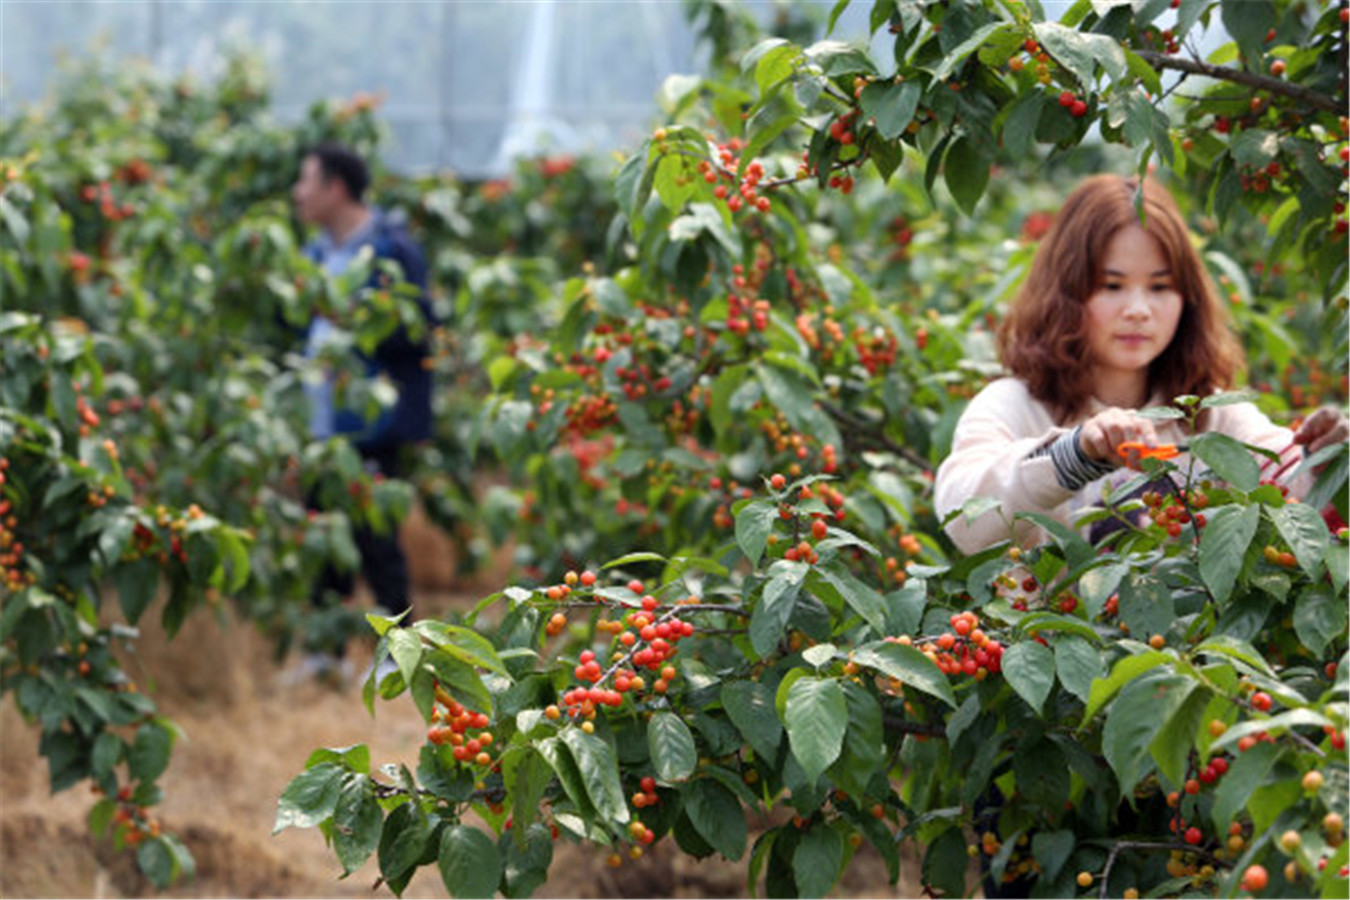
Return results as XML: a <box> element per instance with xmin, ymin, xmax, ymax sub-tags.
<box><xmin>1029</xmin><ymin>426</ymin><xmax>1118</xmax><ymax>492</ymax></box>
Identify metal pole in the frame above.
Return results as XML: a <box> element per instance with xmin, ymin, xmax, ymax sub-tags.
<box><xmin>150</xmin><ymin>0</ymin><xmax>162</xmax><ymax>68</ymax></box>
<box><xmin>439</xmin><ymin>1</ymin><xmax>451</xmax><ymax>172</ymax></box>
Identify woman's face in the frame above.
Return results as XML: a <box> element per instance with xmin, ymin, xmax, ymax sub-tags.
<box><xmin>1084</xmin><ymin>225</ymin><xmax>1184</xmax><ymax>405</ymax></box>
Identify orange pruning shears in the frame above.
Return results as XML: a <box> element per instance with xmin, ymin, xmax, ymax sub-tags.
<box><xmin>1116</xmin><ymin>441</ymin><xmax>1186</xmax><ymax>461</ymax></box>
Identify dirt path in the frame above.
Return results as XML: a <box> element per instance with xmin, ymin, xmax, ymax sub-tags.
<box><xmin>1</xmin><ymin>516</ymin><xmax>921</xmax><ymax>897</ymax></box>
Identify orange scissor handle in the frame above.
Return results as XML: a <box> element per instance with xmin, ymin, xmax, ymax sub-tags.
<box><xmin>1117</xmin><ymin>440</ymin><xmax>1180</xmax><ymax>461</ymax></box>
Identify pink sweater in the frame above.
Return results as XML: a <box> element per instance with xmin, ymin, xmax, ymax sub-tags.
<box><xmin>934</xmin><ymin>377</ymin><xmax>1305</xmax><ymax>554</ymax></box>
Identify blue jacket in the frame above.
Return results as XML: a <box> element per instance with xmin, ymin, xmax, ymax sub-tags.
<box><xmin>305</xmin><ymin>210</ymin><xmax>435</xmax><ymax>453</ymax></box>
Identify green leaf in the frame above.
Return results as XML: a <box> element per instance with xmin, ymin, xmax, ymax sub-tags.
<box><xmin>921</xmin><ymin>827</ymin><xmax>968</xmax><ymax>899</ymax></box>
<box><xmin>439</xmin><ymin>824</ymin><xmax>503</xmax><ymax>898</ymax></box>
<box><xmin>827</xmin><ymin>0</ymin><xmax>853</xmax><ymax>35</ymax></box>
<box><xmin>89</xmin><ymin>798</ymin><xmax>115</xmax><ymax>836</ymax></box>
<box><xmin>754</xmin><ymin>44</ymin><xmax>802</xmax><ymax>94</ymax></box>
<box><xmin>603</xmin><ymin>551</ymin><xmax>667</xmax><ymax>569</ymax></box>
<box><xmin>274</xmin><ymin>762</ymin><xmax>345</xmax><ymax>832</ymax></box>
<box><xmin>1123</xmin><ymin>48</ymin><xmax>1162</xmax><ymax>96</ymax></box>
<box><xmin>501</xmin><ymin>823</ymin><xmax>553</xmax><ymax>899</ymax></box>
<box><xmin>112</xmin><ymin>559</ymin><xmax>160</xmax><ymax>625</ymax></box>
<box><xmin>1220</xmin><ymin>0</ymin><xmax>1276</xmax><ymax>62</ymax></box>
<box><xmin>654</xmin><ymin>154</ymin><xmax>698</xmax><ymax>213</ymax></box>
<box><xmin>559</xmin><ymin>729</ymin><xmax>629</xmax><ymax>824</ymax></box>
<box><xmin>1055</xmin><ymin>636</ymin><xmax>1102</xmax><ymax>704</ymax></box>
<box><xmin>1016</xmin><ymin>512</ymin><xmax>1094</xmax><ymax>568</ymax></box>
<box><xmin>377</xmin><ymin>803</ymin><xmax>431</xmax><ymax>891</ymax></box>
<box><xmin>946</xmin><ymin>693</ymin><xmax>981</xmax><ymax>748</ymax></box>
<box><xmin>930</xmin><ymin>22</ymin><xmax>1009</xmax><ymax>82</ymax></box>
<box><xmin>1190</xmin><ymin>432</ymin><xmax>1260</xmax><ymax>491</ymax></box>
<box><xmin>756</xmin><ymin>362</ymin><xmax>840</xmax><ymax>451</ymax></box>
<box><xmin>685</xmin><ymin>778</ymin><xmax>747</xmax><ymax>860</ymax></box>
<box><xmin>1079</xmin><ymin>561</ymin><xmax>1127</xmax><ymax>619</ymax></box>
<box><xmin>1194</xmin><ymin>635</ymin><xmax>1277</xmax><ymax>679</ymax></box>
<box><xmin>1248</xmin><ymin>778</ymin><xmax>1299</xmax><ymax>839</ymax></box>
<box><xmin>1001</xmin><ymin>91</ymin><xmax>1046</xmax><ymax>160</ymax></box>
<box><xmin>722</xmin><ymin>681</ymin><xmax>783</xmax><ymax>762</ymax></box>
<box><xmin>1002</xmin><ymin>640</ymin><xmax>1055</xmax><ymax>714</ymax></box>
<box><xmin>1013</xmin><ymin>738</ymin><xmax>1069</xmax><ymax>809</ymax></box>
<box><xmin>333</xmin><ymin>774</ymin><xmax>383</xmax><ymax>875</ymax></box>
<box><xmin>852</xmin><ymin>641</ymin><xmax>956</xmax><ymax>708</ymax></box>
<box><xmin>137</xmin><ymin>837</ymin><xmax>177</xmax><ymax>888</ymax></box>
<box><xmin>1118</xmin><ymin>571</ymin><xmax>1176</xmax><ymax>642</ymax></box>
<box><xmin>1032</xmin><ymin>830</ymin><xmax>1076</xmax><ymax>884</ymax></box>
<box><xmin>837</xmin><ymin>681</ymin><xmax>884</xmax><ymax>794</ymax></box>
<box><xmin>614</xmin><ymin>148</ymin><xmax>652</xmax><ymax>222</ymax></box>
<box><xmin>741</xmin><ymin>38</ymin><xmax>791</xmax><ymax>76</ymax></box>
<box><xmin>1199</xmin><ymin>504</ymin><xmax>1260</xmax><ymax>604</ymax></box>
<box><xmin>1231</xmin><ymin>129</ymin><xmax>1280</xmax><ymax>169</ymax></box>
<box><xmin>741</xmin><ymin>91</ymin><xmax>801</xmax><ymax>172</ymax></box>
<box><xmin>1033</xmin><ymin>22</ymin><xmax>1096</xmax><ymax>86</ymax></box>
<box><xmin>793</xmin><ymin>821</ymin><xmax>845</xmax><ymax>898</ymax></box>
<box><xmin>860</xmin><ymin>80</ymin><xmax>921</xmax><ymax>140</ymax></box>
<box><xmin>1211</xmin><ymin>741</ymin><xmax>1280</xmax><ymax>833</ymax></box>
<box><xmin>1103</xmin><ymin>671</ymin><xmax>1195</xmax><ymax>793</ymax></box>
<box><xmin>1082</xmin><ymin>649</ymin><xmax>1170</xmax><ymax>724</ymax></box>
<box><xmin>735</xmin><ymin>500</ymin><xmax>778</xmax><ymax>566</ymax></box>
<box><xmin>128</xmin><ymin>720</ymin><xmax>173</xmax><ymax>783</ymax></box>
<box><xmin>1149</xmin><ymin>687</ymin><xmax>1209</xmax><ymax>787</ymax></box>
<box><xmin>388</xmin><ymin>628</ymin><xmax>425</xmax><ymax>689</ymax></box>
<box><xmin>648</xmin><ymin>712</ymin><xmax>698</xmax><ymax>782</ymax></box>
<box><xmin>1294</xmin><ymin>586</ymin><xmax>1348</xmax><ymax>659</ymax></box>
<box><xmin>817</xmin><ymin>564</ymin><xmax>885</xmax><ymax>634</ymax></box>
<box><xmin>420</xmin><ymin>623</ymin><xmax>507</xmax><ymax>675</ymax></box>
<box><xmin>943</xmin><ymin>135</ymin><xmax>991</xmax><ymax>216</ymax></box>
<box><xmin>537</xmin><ymin>737</ymin><xmax>593</xmax><ymax>817</ymax></box>
<box><xmin>305</xmin><ymin>744</ymin><xmax>371</xmax><ymax>774</ymax></box>
<box><xmin>752</xmin><ymin>564</ymin><xmax>806</xmax><ymax>658</ymax></box>
<box><xmin>805</xmin><ymin>40</ymin><xmax>876</xmax><ymax>77</ymax></box>
<box><xmin>1269</xmin><ymin>503</ymin><xmax>1330</xmax><ymax>579</ymax></box>
<box><xmin>784</xmin><ymin>677</ymin><xmax>848</xmax><ymax>785</ymax></box>
<box><xmin>91</xmin><ymin>731</ymin><xmax>122</xmax><ymax>780</ymax></box>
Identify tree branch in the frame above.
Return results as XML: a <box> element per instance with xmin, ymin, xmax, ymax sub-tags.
<box><xmin>1134</xmin><ymin>50</ymin><xmax>1341</xmax><ymax>114</ymax></box>
<box><xmin>819</xmin><ymin>399</ymin><xmax>931</xmax><ymax>471</ymax></box>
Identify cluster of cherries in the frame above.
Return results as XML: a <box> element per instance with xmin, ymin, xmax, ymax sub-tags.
<box><xmin>1056</xmin><ymin>90</ymin><xmax>1089</xmax><ymax>118</ymax></box>
<box><xmin>79</xmin><ymin>179</ymin><xmax>136</xmax><ymax>221</ymax></box>
<box><xmin>794</xmin><ymin>311</ymin><xmax>846</xmax><ymax>362</ymax></box>
<box><xmin>725</xmin><ymin>293</ymin><xmax>771</xmax><ymax>336</ymax></box>
<box><xmin>93</xmin><ymin>783</ymin><xmax>161</xmax><ymax>848</ymax></box>
<box><xmin>853</xmin><ymin>326</ymin><xmax>899</xmax><ymax>375</ymax></box>
<box><xmin>692</xmin><ymin>138</ymin><xmax>773</xmax><ymax>214</ymax></box>
<box><xmin>427</xmin><ymin>689</ymin><xmax>497</xmax><ymax>767</ymax></box>
<box><xmin>889</xmin><ymin>612</ymin><xmax>1005</xmax><ymax>680</ymax></box>
<box><xmin>1142</xmin><ymin>488</ymin><xmax>1208</xmax><ymax>537</ymax></box>
<box><xmin>0</xmin><ymin>467</ymin><xmax>33</xmax><ymax>593</ymax></box>
<box><xmin>542</xmin><ymin>578</ymin><xmax>697</xmax><ymax>723</ymax></box>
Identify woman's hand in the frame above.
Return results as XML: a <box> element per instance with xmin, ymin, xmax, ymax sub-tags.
<box><xmin>1293</xmin><ymin>407</ymin><xmax>1349</xmax><ymax>464</ymax></box>
<box><xmin>1078</xmin><ymin>408</ymin><xmax>1163</xmax><ymax>468</ymax></box>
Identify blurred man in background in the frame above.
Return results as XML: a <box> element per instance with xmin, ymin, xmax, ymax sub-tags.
<box><xmin>289</xmin><ymin>142</ymin><xmax>433</xmax><ymax>679</ymax></box>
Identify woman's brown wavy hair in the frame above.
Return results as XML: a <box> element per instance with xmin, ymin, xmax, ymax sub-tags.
<box><xmin>997</xmin><ymin>174</ymin><xmax>1244</xmax><ymax>423</ymax></box>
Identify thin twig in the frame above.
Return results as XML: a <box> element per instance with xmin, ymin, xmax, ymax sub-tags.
<box><xmin>1099</xmin><ymin>839</ymin><xmax>1225</xmax><ymax>900</ymax></box>
<box><xmin>818</xmin><ymin>399</ymin><xmax>930</xmax><ymax>471</ymax></box>
<box><xmin>1133</xmin><ymin>50</ymin><xmax>1341</xmax><ymax>113</ymax></box>
<box><xmin>882</xmin><ymin>714</ymin><xmax>946</xmax><ymax>737</ymax></box>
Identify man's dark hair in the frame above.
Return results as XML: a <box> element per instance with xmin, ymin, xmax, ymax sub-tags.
<box><xmin>305</xmin><ymin>142</ymin><xmax>370</xmax><ymax>202</ymax></box>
